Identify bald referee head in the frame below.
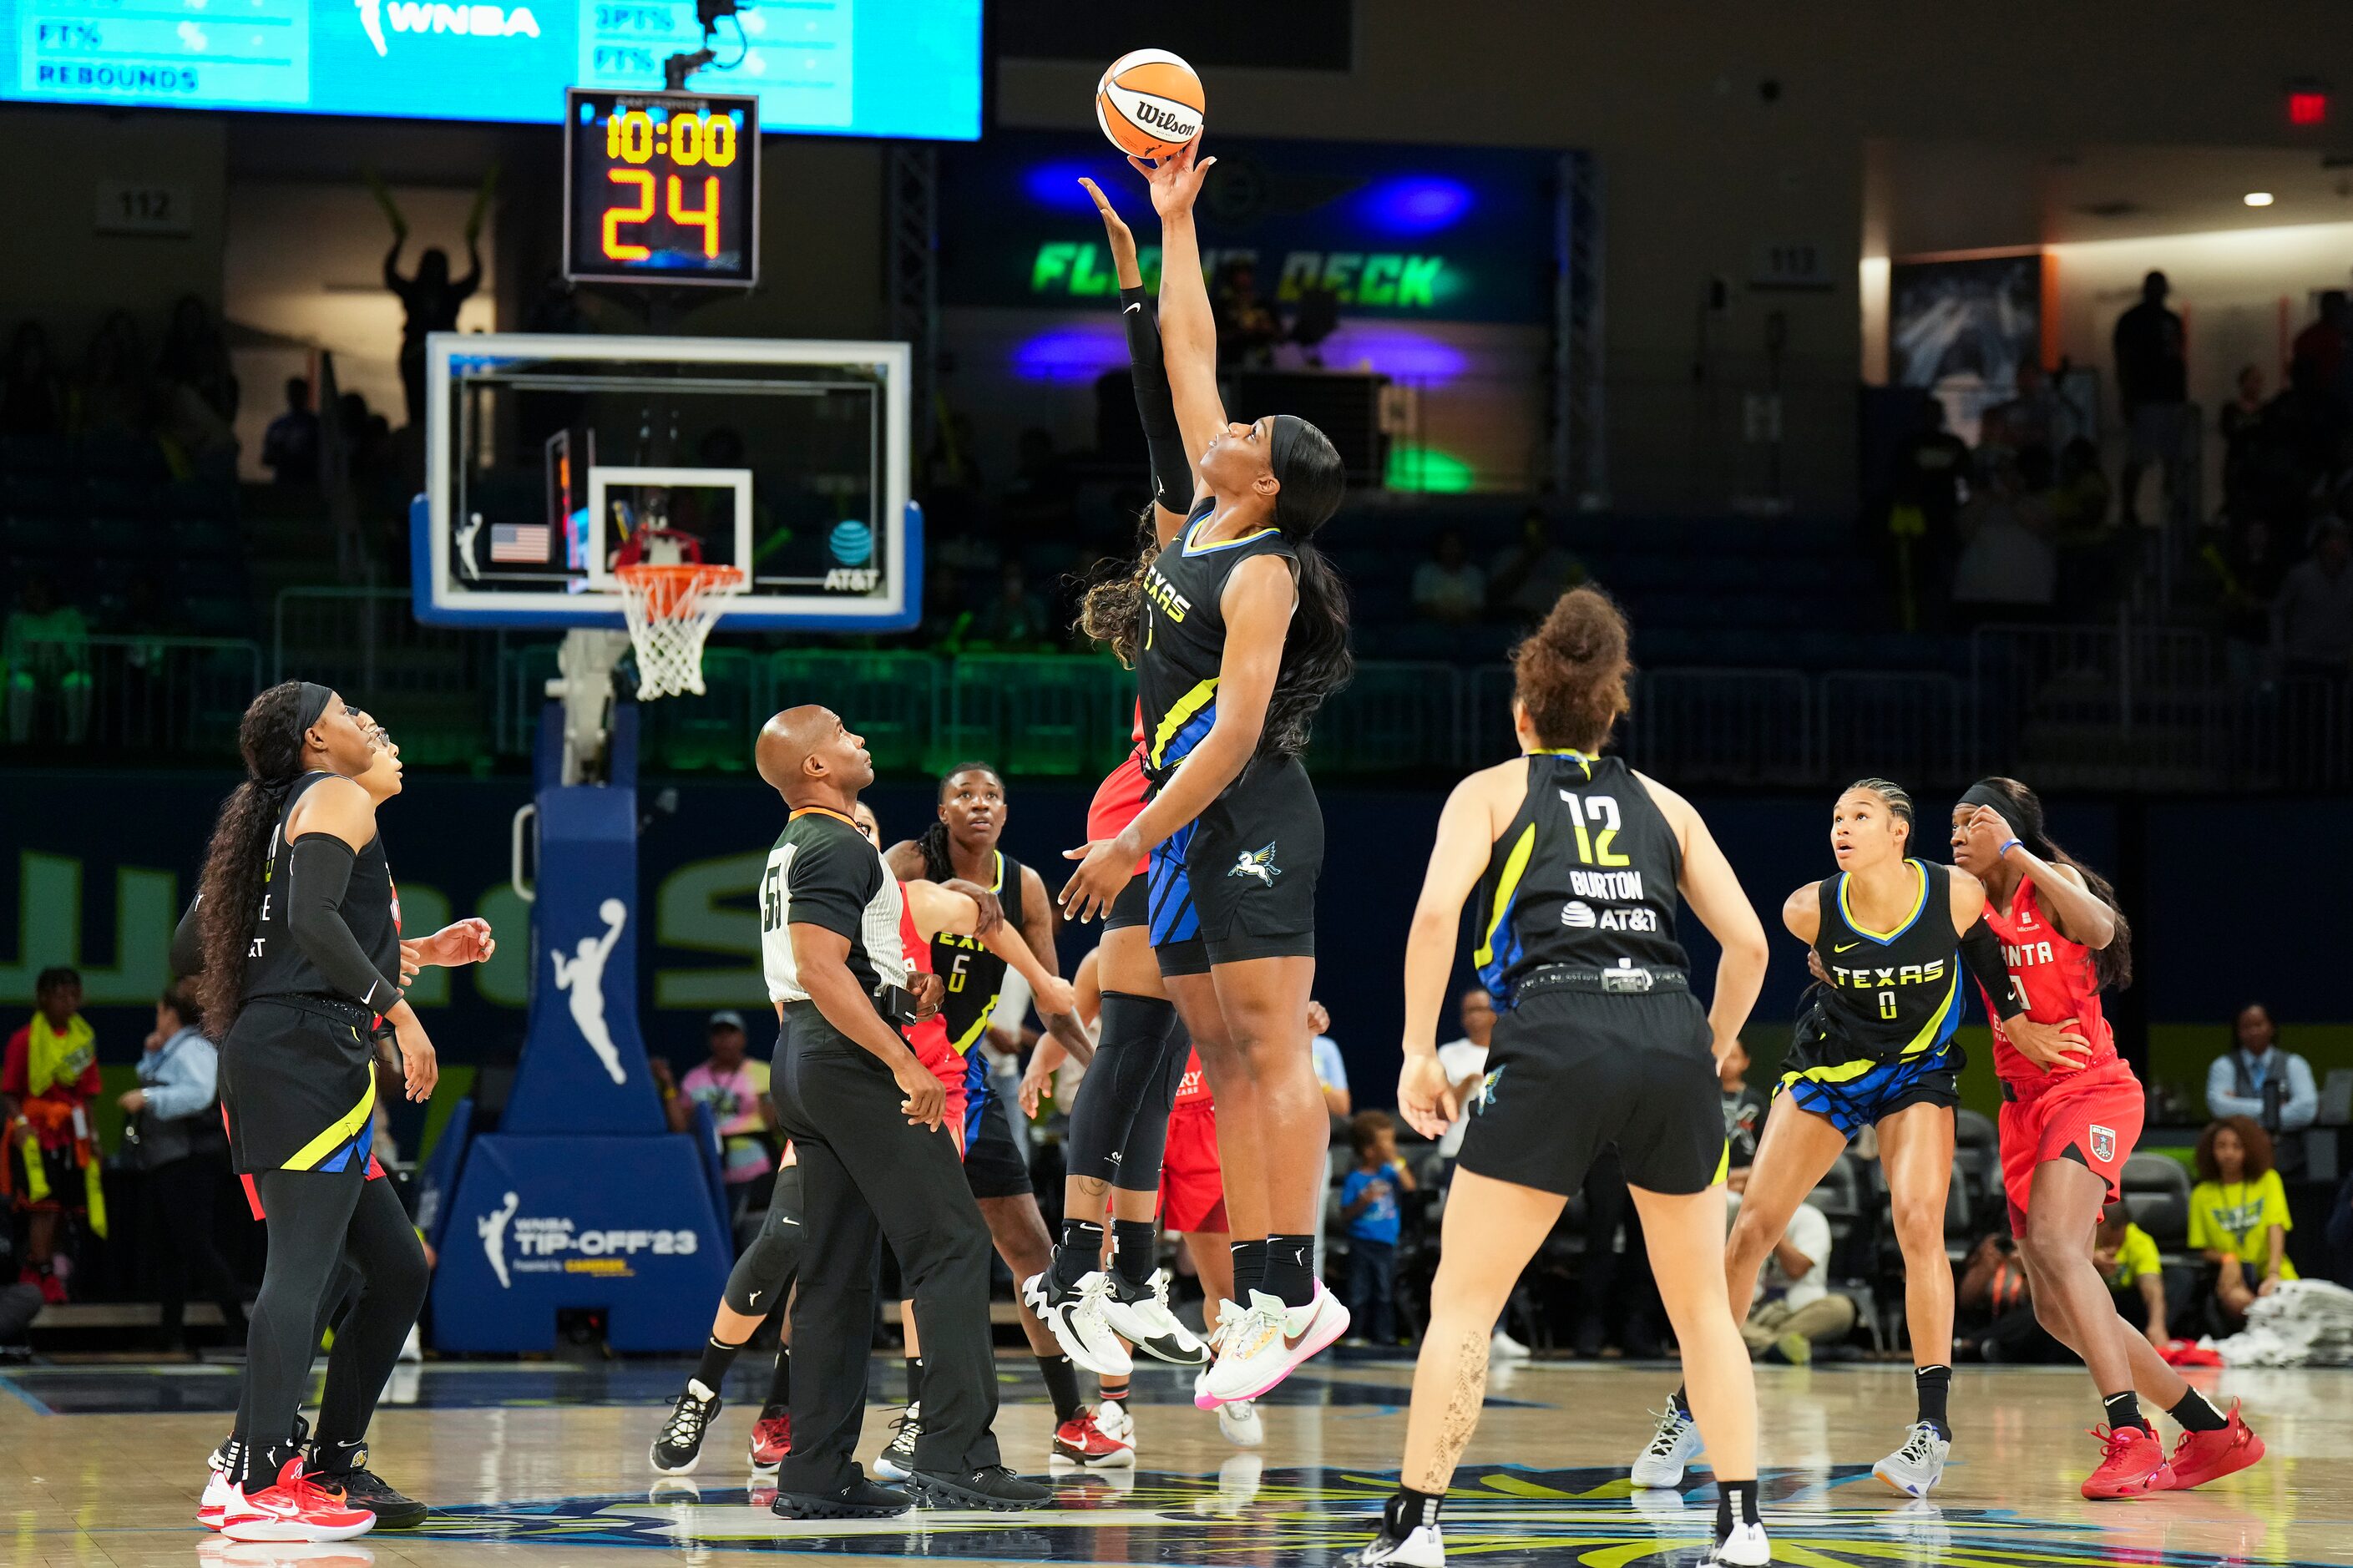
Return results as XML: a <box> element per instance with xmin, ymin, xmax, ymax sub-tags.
<box><xmin>757</xmin><ymin>706</ymin><xmax>876</xmax><ymax>812</ymax></box>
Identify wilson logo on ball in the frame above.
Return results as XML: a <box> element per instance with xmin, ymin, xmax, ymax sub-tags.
<box><xmin>1096</xmin><ymin>48</ymin><xmax>1207</xmax><ymax>160</ymax></box>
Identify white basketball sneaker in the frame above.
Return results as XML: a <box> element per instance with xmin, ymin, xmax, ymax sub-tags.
<box><xmin>1101</xmin><ymin>1269</ymin><xmax>1211</xmax><ymax>1366</ymax></box>
<box><xmin>1630</xmin><ymin>1403</ymin><xmax>1704</xmax><ymax>1488</ymax></box>
<box><xmin>1198</xmin><ymin>1286</ymin><xmax>1349</xmax><ymax>1408</ymax></box>
<box><xmin>1023</xmin><ymin>1271</ymin><xmax>1133</xmax><ymax>1377</ymax></box>
<box><xmin>1873</xmin><ymin>1420</ymin><xmax>1951</xmax><ymax>1497</ymax></box>
<box><xmin>1193</xmin><ymin>1302</ymin><xmax>1241</xmax><ymax>1408</ymax></box>
<box><xmin>1338</xmin><ymin>1522</ymin><xmax>1445</xmax><ymax>1566</ymax></box>
<box><xmin>1215</xmin><ymin>1397</ymin><xmax>1263</xmax><ymax>1448</ymax></box>
<box><xmin>1704</xmin><ymin>1520</ymin><xmax>1772</xmax><ymax>1566</ymax></box>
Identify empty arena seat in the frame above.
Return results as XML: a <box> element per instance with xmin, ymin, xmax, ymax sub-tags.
<box><xmin>2119</xmin><ymin>1154</ymin><xmax>2193</xmax><ymax>1253</ymax></box>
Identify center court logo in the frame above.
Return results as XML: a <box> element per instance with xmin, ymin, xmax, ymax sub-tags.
<box><xmin>355</xmin><ymin>0</ymin><xmax>542</xmax><ymax>58</ymax></box>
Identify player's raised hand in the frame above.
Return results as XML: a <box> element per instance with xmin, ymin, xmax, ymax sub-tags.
<box><xmin>1963</xmin><ymin>804</ymin><xmax>2014</xmax><ymax>862</ymax></box>
<box><xmin>1131</xmin><ymin>135</ymin><xmax>1216</xmax><ymax>218</ymax></box>
<box><xmin>1079</xmin><ymin>177</ymin><xmax>1144</xmax><ymax>287</ymax></box>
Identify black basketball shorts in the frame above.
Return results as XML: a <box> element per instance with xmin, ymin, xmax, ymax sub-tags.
<box><xmin>960</xmin><ymin>1091</ymin><xmax>1035</xmax><ymax>1201</ymax></box>
<box><xmin>1148</xmin><ymin>755</ymin><xmax>1321</xmax><ymax>977</ymax></box>
<box><xmin>218</xmin><ymin>995</ymin><xmax>379</xmax><ymax>1176</ymax></box>
<box><xmin>1457</xmin><ymin>988</ymin><xmax>1727</xmax><ymax>1197</ymax></box>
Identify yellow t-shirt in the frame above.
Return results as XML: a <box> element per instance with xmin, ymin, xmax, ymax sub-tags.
<box><xmin>2187</xmin><ymin>1171</ymin><xmax>2299</xmax><ymax>1281</ymax></box>
<box><xmin>2103</xmin><ymin>1222</ymin><xmax>2161</xmax><ymax>1291</ymax></box>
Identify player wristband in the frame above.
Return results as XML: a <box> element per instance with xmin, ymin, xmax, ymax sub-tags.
<box><xmin>1996</xmin><ymin>838</ymin><xmax>2021</xmax><ymax>858</ymax></box>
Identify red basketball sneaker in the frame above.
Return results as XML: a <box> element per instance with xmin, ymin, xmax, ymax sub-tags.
<box><xmin>1051</xmin><ymin>1408</ymin><xmax>1136</xmax><ymax>1468</ymax></box>
<box><xmin>218</xmin><ymin>1458</ymin><xmax>376</xmax><ymax>1542</ymax></box>
<box><xmin>2081</xmin><ymin>1425</ymin><xmax>2173</xmax><ymax>1500</ymax></box>
<box><xmin>2163</xmin><ymin>1401</ymin><xmax>2265</xmax><ymax>1490</ymax></box>
<box><xmin>749</xmin><ymin>1407</ymin><xmax>792</xmax><ymax>1469</ymax></box>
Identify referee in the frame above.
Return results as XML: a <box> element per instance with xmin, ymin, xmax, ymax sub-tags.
<box><xmin>754</xmin><ymin>706</ymin><xmax>1049</xmax><ymax>1517</ymax></box>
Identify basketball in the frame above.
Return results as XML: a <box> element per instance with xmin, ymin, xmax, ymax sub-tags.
<box><xmin>1096</xmin><ymin>48</ymin><xmax>1205</xmax><ymax>159</ymax></box>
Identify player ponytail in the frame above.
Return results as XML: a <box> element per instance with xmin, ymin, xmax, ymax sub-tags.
<box><xmin>1963</xmin><ymin>776</ymin><xmax>2133</xmax><ymax>992</ymax></box>
<box><xmin>917</xmin><ymin>761</ymin><xmax>1001</xmax><ymax>882</ymax></box>
<box><xmin>192</xmin><ymin>682</ymin><xmax>310</xmax><ymax>1036</ymax></box>
<box><xmin>1262</xmin><ymin>535</ymin><xmax>1354</xmax><ymax>760</ymax></box>
<box><xmin>1076</xmin><ymin>509</ymin><xmax>1156</xmax><ymax>666</ymax></box>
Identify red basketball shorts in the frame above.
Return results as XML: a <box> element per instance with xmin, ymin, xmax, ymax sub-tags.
<box><xmin>1998</xmin><ymin>1055</ymin><xmax>2143</xmax><ymax>1232</ymax></box>
<box><xmin>1159</xmin><ymin>1102</ymin><xmax>1227</xmax><ymax>1233</ymax></box>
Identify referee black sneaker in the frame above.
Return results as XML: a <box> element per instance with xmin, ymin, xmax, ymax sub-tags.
<box><xmin>908</xmin><ymin>1466</ymin><xmax>1052</xmax><ymax>1510</ymax></box>
<box><xmin>771</xmin><ymin>1478</ymin><xmax>911</xmax><ymax>1520</ymax></box>
<box><xmin>307</xmin><ymin>1437</ymin><xmax>428</xmax><ymax>1530</ymax></box>
<box><xmin>650</xmin><ymin>1380</ymin><xmax>721</xmax><ymax>1474</ymax></box>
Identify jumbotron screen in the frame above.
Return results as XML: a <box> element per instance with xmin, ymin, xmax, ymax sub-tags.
<box><xmin>0</xmin><ymin>0</ymin><xmax>981</xmax><ymax>139</ymax></box>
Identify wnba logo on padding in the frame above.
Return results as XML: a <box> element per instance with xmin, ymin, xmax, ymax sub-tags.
<box><xmin>827</xmin><ymin>519</ymin><xmax>874</xmax><ymax>567</ymax></box>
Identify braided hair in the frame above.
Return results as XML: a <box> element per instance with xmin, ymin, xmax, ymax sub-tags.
<box><xmin>192</xmin><ymin>682</ymin><xmax>311</xmax><ymax>1035</ymax></box>
<box><xmin>914</xmin><ymin>761</ymin><xmax>1004</xmax><ymax>882</ymax></box>
<box><xmin>1841</xmin><ymin>776</ymin><xmax>1915</xmax><ymax>852</ymax></box>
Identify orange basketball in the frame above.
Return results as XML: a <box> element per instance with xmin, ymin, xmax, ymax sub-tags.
<box><xmin>1096</xmin><ymin>48</ymin><xmax>1205</xmax><ymax>160</ymax></box>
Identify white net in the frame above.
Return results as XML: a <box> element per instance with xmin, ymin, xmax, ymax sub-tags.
<box><xmin>616</xmin><ymin>564</ymin><xmax>745</xmax><ymax>700</ymax></box>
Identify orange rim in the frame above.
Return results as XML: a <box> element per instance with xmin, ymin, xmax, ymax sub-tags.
<box><xmin>617</xmin><ymin>563</ymin><xmax>744</xmax><ymax>618</ymax></box>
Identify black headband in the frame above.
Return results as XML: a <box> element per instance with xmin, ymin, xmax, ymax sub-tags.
<box><xmin>296</xmin><ymin>681</ymin><xmax>335</xmax><ymax>739</ymax></box>
<box><xmin>1957</xmin><ymin>776</ymin><xmax>2014</xmax><ymax>810</ymax></box>
<box><xmin>1267</xmin><ymin>413</ymin><xmax>1309</xmax><ymax>529</ymax></box>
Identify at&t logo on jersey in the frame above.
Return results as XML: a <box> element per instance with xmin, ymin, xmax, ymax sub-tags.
<box><xmin>1561</xmin><ymin>899</ymin><xmax>1657</xmax><ymax>933</ymax></box>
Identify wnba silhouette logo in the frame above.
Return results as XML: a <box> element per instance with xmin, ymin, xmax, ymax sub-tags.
<box><xmin>550</xmin><ymin>898</ymin><xmax>630</xmax><ymax>1085</ymax></box>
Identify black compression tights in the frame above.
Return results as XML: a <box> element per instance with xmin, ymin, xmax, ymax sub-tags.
<box><xmin>1064</xmin><ymin>993</ymin><xmax>1191</xmax><ymax>1192</ymax></box>
<box><xmin>233</xmin><ymin>1168</ymin><xmax>428</xmax><ymax>1487</ymax></box>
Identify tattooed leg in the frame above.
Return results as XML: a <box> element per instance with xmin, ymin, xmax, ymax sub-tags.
<box><xmin>1396</xmin><ymin>1169</ymin><xmax>1563</xmax><ymax>1495</ymax></box>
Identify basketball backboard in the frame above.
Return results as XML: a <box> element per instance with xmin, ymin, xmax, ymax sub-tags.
<box><xmin>410</xmin><ymin>332</ymin><xmax>919</xmax><ymax>631</ymax></box>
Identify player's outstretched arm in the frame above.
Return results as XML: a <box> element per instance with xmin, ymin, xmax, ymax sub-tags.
<box><xmin>1133</xmin><ymin>138</ymin><xmax>1223</xmax><ymax>488</ymax></box>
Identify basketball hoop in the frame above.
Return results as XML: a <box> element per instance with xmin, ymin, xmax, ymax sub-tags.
<box><xmin>615</xmin><ymin>562</ymin><xmax>745</xmax><ymax>699</ymax></box>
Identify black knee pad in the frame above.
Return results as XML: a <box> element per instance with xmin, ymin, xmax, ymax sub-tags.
<box><xmin>1065</xmin><ymin>992</ymin><xmax>1180</xmax><ymax>1186</ymax></box>
<box><xmin>725</xmin><ymin>1168</ymin><xmax>805</xmax><ymax>1315</ymax></box>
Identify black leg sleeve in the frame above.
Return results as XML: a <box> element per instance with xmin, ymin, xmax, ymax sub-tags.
<box><xmin>237</xmin><ymin>1166</ymin><xmax>367</xmax><ymax>1486</ymax></box>
<box><xmin>314</xmin><ymin>1175</ymin><xmax>430</xmax><ymax>1447</ymax></box>
<box><xmin>724</xmin><ymin>1165</ymin><xmax>805</xmax><ymax>1317</ymax></box>
<box><xmin>1064</xmin><ymin>993</ymin><xmax>1182</xmax><ymax>1187</ymax></box>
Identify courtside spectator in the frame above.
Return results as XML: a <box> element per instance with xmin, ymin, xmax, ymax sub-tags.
<box><xmin>2274</xmin><ymin>519</ymin><xmax>2353</xmax><ymax>681</ymax></box>
<box><xmin>1488</xmin><ymin>507</ymin><xmax>1588</xmax><ymax>622</ymax></box>
<box><xmin>1309</xmin><ymin>999</ymin><xmax>1350</xmax><ymax>1121</ymax></box>
<box><xmin>2113</xmin><ymin>271</ymin><xmax>2190</xmax><ymax>529</ymax></box>
<box><xmin>3</xmin><ymin>968</ymin><xmax>102</xmax><ymax>1302</ymax></box>
<box><xmin>2207</xmin><ymin>1003</ymin><xmax>2318</xmax><ymax>1134</ymax></box>
<box><xmin>1719</xmin><ymin>1039</ymin><xmax>1769</xmax><ymax>1194</ymax></box>
<box><xmin>663</xmin><ymin>1010</ymin><xmax>778</xmax><ymax>1216</ymax></box>
<box><xmin>1742</xmin><ymin>1199</ymin><xmax>1855</xmax><ymax>1363</ymax></box>
<box><xmin>122</xmin><ymin>984</ymin><xmax>246</xmax><ymax>1353</ymax></box>
<box><xmin>1339</xmin><ymin>1110</ymin><xmax>1414</xmax><ymax>1346</ymax></box>
<box><xmin>2190</xmin><ymin>1116</ymin><xmax>2296</xmax><ymax>1328</ymax></box>
<box><xmin>2093</xmin><ymin>1210</ymin><xmax>2168</xmax><ymax>1348</ymax></box>
<box><xmin>261</xmin><ymin>377</ymin><xmax>321</xmax><ymax>485</ymax></box>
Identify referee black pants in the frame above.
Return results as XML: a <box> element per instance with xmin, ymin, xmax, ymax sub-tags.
<box><xmin>772</xmin><ymin>1004</ymin><xmax>1001</xmax><ymax>1492</ymax></box>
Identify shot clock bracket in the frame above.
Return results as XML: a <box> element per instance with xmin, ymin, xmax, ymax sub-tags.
<box><xmin>664</xmin><ymin>0</ymin><xmax>742</xmax><ymax>90</ymax></box>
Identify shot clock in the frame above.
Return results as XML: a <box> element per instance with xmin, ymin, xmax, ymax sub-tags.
<box><xmin>564</xmin><ymin>87</ymin><xmax>760</xmax><ymax>287</ymax></box>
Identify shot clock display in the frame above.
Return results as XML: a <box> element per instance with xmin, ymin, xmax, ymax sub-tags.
<box><xmin>564</xmin><ymin>87</ymin><xmax>759</xmax><ymax>287</ymax></box>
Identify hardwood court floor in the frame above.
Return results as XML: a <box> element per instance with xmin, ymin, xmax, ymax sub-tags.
<box><xmin>4</xmin><ymin>1355</ymin><xmax>2347</xmax><ymax>1566</ymax></box>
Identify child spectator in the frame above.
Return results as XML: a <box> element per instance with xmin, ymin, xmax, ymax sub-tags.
<box><xmin>1339</xmin><ymin>1110</ymin><xmax>1415</xmax><ymax>1346</ymax></box>
<box><xmin>3</xmin><ymin>968</ymin><xmax>104</xmax><ymax>1301</ymax></box>
<box><xmin>662</xmin><ymin>1010</ymin><xmax>778</xmax><ymax>1216</ymax></box>
<box><xmin>2190</xmin><ymin>1115</ymin><xmax>2296</xmax><ymax>1328</ymax></box>
<box><xmin>2093</xmin><ymin>1210</ymin><xmax>2168</xmax><ymax>1348</ymax></box>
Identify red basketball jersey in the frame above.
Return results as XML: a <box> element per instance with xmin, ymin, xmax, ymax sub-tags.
<box><xmin>1172</xmin><ymin>1046</ymin><xmax>1213</xmax><ymax>1109</ymax></box>
<box><xmin>897</xmin><ymin>892</ymin><xmax>950</xmax><ymax>1064</ymax></box>
<box><xmin>1977</xmin><ymin>873</ymin><xmax>2118</xmax><ymax>1085</ymax></box>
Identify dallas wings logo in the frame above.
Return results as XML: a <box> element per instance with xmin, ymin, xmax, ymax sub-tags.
<box><xmin>1227</xmin><ymin>843</ymin><xmax>1283</xmax><ymax>886</ymax></box>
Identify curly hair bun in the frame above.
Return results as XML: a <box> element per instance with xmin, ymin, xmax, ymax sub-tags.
<box><xmin>1512</xmin><ymin>585</ymin><xmax>1632</xmax><ymax>751</ymax></box>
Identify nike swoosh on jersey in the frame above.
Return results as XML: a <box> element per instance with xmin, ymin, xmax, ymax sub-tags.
<box><xmin>1834</xmin><ymin>942</ymin><xmax>1860</xmax><ymax>952</ymax></box>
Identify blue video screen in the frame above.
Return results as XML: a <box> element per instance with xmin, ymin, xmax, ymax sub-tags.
<box><xmin>0</xmin><ymin>0</ymin><xmax>980</xmax><ymax>139</ymax></box>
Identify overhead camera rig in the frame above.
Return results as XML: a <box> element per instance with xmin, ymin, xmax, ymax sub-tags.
<box><xmin>664</xmin><ymin>0</ymin><xmax>742</xmax><ymax>89</ymax></box>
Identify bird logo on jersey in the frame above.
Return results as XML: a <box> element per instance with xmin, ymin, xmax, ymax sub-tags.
<box><xmin>1228</xmin><ymin>843</ymin><xmax>1283</xmax><ymax>885</ymax></box>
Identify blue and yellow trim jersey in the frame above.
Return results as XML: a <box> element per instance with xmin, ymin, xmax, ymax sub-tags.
<box><xmin>1473</xmin><ymin>751</ymin><xmax>1689</xmax><ymax>1005</ymax></box>
<box><xmin>1136</xmin><ymin>497</ymin><xmax>1299</xmax><ymax>788</ymax></box>
<box><xmin>1788</xmin><ymin>857</ymin><xmax>1965</xmax><ymax>1084</ymax></box>
<box><xmin>929</xmin><ymin>849</ymin><xmax>1026</xmax><ymax>1059</ymax></box>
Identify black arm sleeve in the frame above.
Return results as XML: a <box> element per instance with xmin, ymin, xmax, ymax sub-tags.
<box><xmin>170</xmin><ymin>897</ymin><xmax>205</xmax><ymax>977</ymax></box>
<box><xmin>1121</xmin><ymin>284</ymin><xmax>1192</xmax><ymax>514</ymax></box>
<box><xmin>286</xmin><ymin>835</ymin><xmax>402</xmax><ymax>1012</ymax></box>
<box><xmin>1958</xmin><ymin>918</ymin><xmax>2020</xmax><ymax>1019</ymax></box>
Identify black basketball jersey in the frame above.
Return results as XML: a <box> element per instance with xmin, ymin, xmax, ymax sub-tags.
<box><xmin>931</xmin><ymin>849</ymin><xmax>1028</xmax><ymax>1055</ymax></box>
<box><xmin>243</xmin><ymin>771</ymin><xmax>401</xmax><ymax>1007</ymax></box>
<box><xmin>1472</xmin><ymin>751</ymin><xmax>1688</xmax><ymax>1003</ymax></box>
<box><xmin>1808</xmin><ymin>859</ymin><xmax>1964</xmax><ymax>1064</ymax></box>
<box><xmin>1137</xmin><ymin>498</ymin><xmax>1299</xmax><ymax>787</ymax></box>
